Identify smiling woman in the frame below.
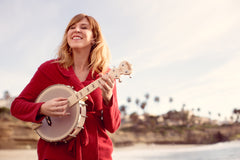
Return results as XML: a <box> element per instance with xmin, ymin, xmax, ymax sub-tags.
<box><xmin>57</xmin><ymin>14</ymin><xmax>110</xmax><ymax>77</ymax></box>
<box><xmin>10</xmin><ymin>13</ymin><xmax>120</xmax><ymax>160</ymax></box>
<box><xmin>67</xmin><ymin>19</ymin><xmax>94</xmax><ymax>50</ymax></box>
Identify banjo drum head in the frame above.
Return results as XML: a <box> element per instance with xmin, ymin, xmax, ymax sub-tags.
<box><xmin>35</xmin><ymin>84</ymin><xmax>80</xmax><ymax>142</ymax></box>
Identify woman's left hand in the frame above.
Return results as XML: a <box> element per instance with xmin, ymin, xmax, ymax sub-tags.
<box><xmin>99</xmin><ymin>74</ymin><xmax>115</xmax><ymax>106</ymax></box>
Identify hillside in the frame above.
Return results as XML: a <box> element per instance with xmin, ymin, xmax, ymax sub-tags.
<box><xmin>111</xmin><ymin>122</ymin><xmax>240</xmax><ymax>147</ymax></box>
<box><xmin>0</xmin><ymin>107</ymin><xmax>240</xmax><ymax>149</ymax></box>
<box><xmin>0</xmin><ymin>108</ymin><xmax>38</xmax><ymax>149</ymax></box>
<box><xmin>110</xmin><ymin>111</ymin><xmax>240</xmax><ymax>146</ymax></box>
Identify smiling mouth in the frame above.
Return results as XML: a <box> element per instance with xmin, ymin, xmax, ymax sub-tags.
<box><xmin>72</xmin><ymin>35</ymin><xmax>83</xmax><ymax>40</ymax></box>
<box><xmin>73</xmin><ymin>37</ymin><xmax>82</xmax><ymax>40</ymax></box>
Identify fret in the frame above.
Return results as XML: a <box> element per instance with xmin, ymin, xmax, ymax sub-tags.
<box><xmin>68</xmin><ymin>77</ymin><xmax>107</xmax><ymax>107</ymax></box>
<box><xmin>68</xmin><ymin>61</ymin><xmax>132</xmax><ymax>107</ymax></box>
<box><xmin>70</xmin><ymin>78</ymin><xmax>103</xmax><ymax>104</ymax></box>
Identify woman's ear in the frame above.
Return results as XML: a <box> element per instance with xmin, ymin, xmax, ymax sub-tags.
<box><xmin>91</xmin><ymin>38</ymin><xmax>96</xmax><ymax>46</ymax></box>
<box><xmin>91</xmin><ymin>40</ymin><xmax>95</xmax><ymax>45</ymax></box>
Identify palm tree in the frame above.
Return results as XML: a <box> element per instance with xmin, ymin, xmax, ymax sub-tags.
<box><xmin>230</xmin><ymin>116</ymin><xmax>234</xmax><ymax>123</ymax></box>
<box><xmin>154</xmin><ymin>96</ymin><xmax>160</xmax><ymax>103</ymax></box>
<box><xmin>145</xmin><ymin>93</ymin><xmax>150</xmax><ymax>100</ymax></box>
<box><xmin>197</xmin><ymin>108</ymin><xmax>201</xmax><ymax>112</ymax></box>
<box><xmin>127</xmin><ymin>97</ymin><xmax>131</xmax><ymax>103</ymax></box>
<box><xmin>136</xmin><ymin>93</ymin><xmax>149</xmax><ymax>114</ymax></box>
<box><xmin>233</xmin><ymin>108</ymin><xmax>240</xmax><ymax>123</ymax></box>
<box><xmin>208</xmin><ymin>111</ymin><xmax>212</xmax><ymax>124</ymax></box>
<box><xmin>140</xmin><ymin>102</ymin><xmax>147</xmax><ymax>113</ymax></box>
<box><xmin>182</xmin><ymin>104</ymin><xmax>186</xmax><ymax>111</ymax></box>
<box><xmin>135</xmin><ymin>98</ymin><xmax>140</xmax><ymax>106</ymax></box>
<box><xmin>119</xmin><ymin>105</ymin><xmax>127</xmax><ymax>116</ymax></box>
<box><xmin>208</xmin><ymin>111</ymin><xmax>211</xmax><ymax>116</ymax></box>
<box><xmin>168</xmin><ymin>97</ymin><xmax>174</xmax><ymax>112</ymax></box>
<box><xmin>197</xmin><ymin>108</ymin><xmax>201</xmax><ymax>116</ymax></box>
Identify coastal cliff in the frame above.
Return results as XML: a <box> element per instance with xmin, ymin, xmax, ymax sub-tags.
<box><xmin>0</xmin><ymin>107</ymin><xmax>240</xmax><ymax>149</ymax></box>
<box><xmin>111</xmin><ymin>123</ymin><xmax>240</xmax><ymax>147</ymax></box>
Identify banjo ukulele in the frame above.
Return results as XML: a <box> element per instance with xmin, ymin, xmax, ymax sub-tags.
<box><xmin>32</xmin><ymin>61</ymin><xmax>132</xmax><ymax>143</ymax></box>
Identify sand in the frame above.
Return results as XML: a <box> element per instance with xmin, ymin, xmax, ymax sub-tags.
<box><xmin>0</xmin><ymin>144</ymin><xmax>199</xmax><ymax>160</ymax></box>
<box><xmin>0</xmin><ymin>149</ymin><xmax>37</xmax><ymax>160</ymax></box>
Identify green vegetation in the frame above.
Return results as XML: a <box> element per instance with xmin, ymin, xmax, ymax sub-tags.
<box><xmin>0</xmin><ymin>107</ymin><xmax>10</xmax><ymax>114</ymax></box>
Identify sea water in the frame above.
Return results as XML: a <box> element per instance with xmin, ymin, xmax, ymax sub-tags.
<box><xmin>112</xmin><ymin>140</ymin><xmax>240</xmax><ymax>160</ymax></box>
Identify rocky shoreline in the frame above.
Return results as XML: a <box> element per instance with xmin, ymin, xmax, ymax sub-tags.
<box><xmin>1</xmin><ymin>108</ymin><xmax>240</xmax><ymax>149</ymax></box>
<box><xmin>110</xmin><ymin>123</ymin><xmax>240</xmax><ymax>147</ymax></box>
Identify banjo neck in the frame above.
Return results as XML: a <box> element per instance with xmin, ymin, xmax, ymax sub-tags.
<box><xmin>68</xmin><ymin>77</ymin><xmax>103</xmax><ymax>107</ymax></box>
<box><xmin>68</xmin><ymin>61</ymin><xmax>132</xmax><ymax>107</ymax></box>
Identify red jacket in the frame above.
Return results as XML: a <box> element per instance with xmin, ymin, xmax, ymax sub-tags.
<box><xmin>11</xmin><ymin>59</ymin><xmax>121</xmax><ymax>160</ymax></box>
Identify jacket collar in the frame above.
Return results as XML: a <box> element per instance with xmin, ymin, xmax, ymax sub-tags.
<box><xmin>57</xmin><ymin>62</ymin><xmax>75</xmax><ymax>78</ymax></box>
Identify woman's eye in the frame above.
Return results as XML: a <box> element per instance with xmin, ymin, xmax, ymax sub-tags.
<box><xmin>81</xmin><ymin>26</ymin><xmax>88</xmax><ymax>29</ymax></box>
<box><xmin>70</xmin><ymin>26</ymin><xmax>76</xmax><ymax>29</ymax></box>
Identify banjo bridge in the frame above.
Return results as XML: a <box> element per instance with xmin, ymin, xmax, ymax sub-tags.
<box><xmin>69</xmin><ymin>134</ymin><xmax>77</xmax><ymax>138</ymax></box>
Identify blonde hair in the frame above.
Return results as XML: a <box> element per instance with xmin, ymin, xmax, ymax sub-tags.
<box><xmin>56</xmin><ymin>13</ymin><xmax>111</xmax><ymax>76</ymax></box>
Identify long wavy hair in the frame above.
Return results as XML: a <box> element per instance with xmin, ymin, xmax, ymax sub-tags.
<box><xmin>56</xmin><ymin>13</ymin><xmax>111</xmax><ymax>76</ymax></box>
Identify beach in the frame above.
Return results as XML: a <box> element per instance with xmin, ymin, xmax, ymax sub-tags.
<box><xmin>0</xmin><ymin>144</ymin><xmax>203</xmax><ymax>160</ymax></box>
<box><xmin>1</xmin><ymin>141</ymin><xmax>239</xmax><ymax>160</ymax></box>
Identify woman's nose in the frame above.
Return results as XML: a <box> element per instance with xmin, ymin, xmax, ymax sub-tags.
<box><xmin>76</xmin><ymin>27</ymin><xmax>81</xmax><ymax>33</ymax></box>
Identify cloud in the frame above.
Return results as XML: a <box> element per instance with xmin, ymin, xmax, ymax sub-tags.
<box><xmin>0</xmin><ymin>0</ymin><xmax>65</xmax><ymax>97</ymax></box>
<box><xmin>111</xmin><ymin>0</ymin><xmax>240</xmax><ymax>75</ymax></box>
<box><xmin>171</xmin><ymin>54</ymin><xmax>240</xmax><ymax>117</ymax></box>
<box><xmin>0</xmin><ymin>0</ymin><xmax>239</xmax><ymax>120</ymax></box>
<box><xmin>0</xmin><ymin>70</ymin><xmax>32</xmax><ymax>97</ymax></box>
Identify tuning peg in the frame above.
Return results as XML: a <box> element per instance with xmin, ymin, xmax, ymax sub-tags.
<box><xmin>129</xmin><ymin>75</ymin><xmax>132</xmax><ymax>78</ymax></box>
<box><xmin>118</xmin><ymin>79</ymin><xmax>122</xmax><ymax>83</ymax></box>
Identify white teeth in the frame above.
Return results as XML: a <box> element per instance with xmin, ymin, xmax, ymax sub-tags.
<box><xmin>73</xmin><ymin>37</ymin><xmax>81</xmax><ymax>40</ymax></box>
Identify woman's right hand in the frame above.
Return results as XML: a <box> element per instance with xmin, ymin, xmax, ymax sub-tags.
<box><xmin>39</xmin><ymin>97</ymin><xmax>70</xmax><ymax>117</ymax></box>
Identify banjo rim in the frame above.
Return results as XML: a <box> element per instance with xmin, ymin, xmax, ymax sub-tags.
<box><xmin>34</xmin><ymin>84</ymin><xmax>86</xmax><ymax>142</ymax></box>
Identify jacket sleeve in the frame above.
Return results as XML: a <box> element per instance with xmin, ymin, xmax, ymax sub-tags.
<box><xmin>11</xmin><ymin>66</ymin><xmax>52</xmax><ymax>123</ymax></box>
<box><xmin>102</xmin><ymin>82</ymin><xmax>121</xmax><ymax>133</ymax></box>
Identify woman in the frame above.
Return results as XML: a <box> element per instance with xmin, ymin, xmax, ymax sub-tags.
<box><xmin>11</xmin><ymin>13</ymin><xmax>121</xmax><ymax>160</ymax></box>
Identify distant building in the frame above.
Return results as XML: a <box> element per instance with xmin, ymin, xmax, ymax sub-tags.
<box><xmin>0</xmin><ymin>91</ymin><xmax>15</xmax><ymax>108</ymax></box>
<box><xmin>0</xmin><ymin>97</ymin><xmax>15</xmax><ymax>108</ymax></box>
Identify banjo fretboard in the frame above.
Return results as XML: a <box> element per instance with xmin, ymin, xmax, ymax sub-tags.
<box><xmin>67</xmin><ymin>64</ymin><xmax>131</xmax><ymax>107</ymax></box>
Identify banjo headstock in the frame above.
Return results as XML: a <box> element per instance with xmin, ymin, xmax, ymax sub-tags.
<box><xmin>108</xmin><ymin>61</ymin><xmax>132</xmax><ymax>82</ymax></box>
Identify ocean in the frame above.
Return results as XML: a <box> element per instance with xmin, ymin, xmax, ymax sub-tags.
<box><xmin>112</xmin><ymin>140</ymin><xmax>240</xmax><ymax>160</ymax></box>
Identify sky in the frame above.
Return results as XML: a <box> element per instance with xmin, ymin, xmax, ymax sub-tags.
<box><xmin>0</xmin><ymin>0</ymin><xmax>240</xmax><ymax>120</ymax></box>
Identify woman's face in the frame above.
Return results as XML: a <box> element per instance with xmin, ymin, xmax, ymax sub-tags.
<box><xmin>67</xmin><ymin>17</ymin><xmax>94</xmax><ymax>51</ymax></box>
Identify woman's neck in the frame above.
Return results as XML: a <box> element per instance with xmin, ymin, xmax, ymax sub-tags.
<box><xmin>72</xmin><ymin>48</ymin><xmax>90</xmax><ymax>72</ymax></box>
